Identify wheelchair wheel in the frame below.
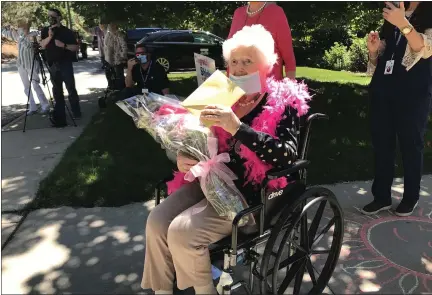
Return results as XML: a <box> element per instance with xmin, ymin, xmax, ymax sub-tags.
<box><xmin>259</xmin><ymin>186</ymin><xmax>344</xmax><ymax>295</ymax></box>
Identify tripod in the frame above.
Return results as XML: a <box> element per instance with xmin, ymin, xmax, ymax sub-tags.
<box><xmin>23</xmin><ymin>45</ymin><xmax>77</xmax><ymax>132</ymax></box>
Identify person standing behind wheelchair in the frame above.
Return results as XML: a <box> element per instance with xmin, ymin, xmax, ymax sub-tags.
<box><xmin>140</xmin><ymin>24</ymin><xmax>310</xmax><ymax>295</ymax></box>
<box><xmin>103</xmin><ymin>23</ymin><xmax>127</xmax><ymax>91</ymax></box>
<box><xmin>15</xmin><ymin>19</ymin><xmax>50</xmax><ymax>115</ymax></box>
<box><xmin>361</xmin><ymin>2</ymin><xmax>432</xmax><ymax>217</ymax></box>
<box><xmin>40</xmin><ymin>8</ymin><xmax>82</xmax><ymax>127</ymax></box>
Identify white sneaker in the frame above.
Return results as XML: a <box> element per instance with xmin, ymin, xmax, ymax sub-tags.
<box><xmin>40</xmin><ymin>106</ymin><xmax>50</xmax><ymax>114</ymax></box>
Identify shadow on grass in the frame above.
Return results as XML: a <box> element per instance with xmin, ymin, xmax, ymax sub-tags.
<box><xmin>33</xmin><ymin>76</ymin><xmax>432</xmax><ymax>209</ymax></box>
<box><xmin>304</xmin><ymin>79</ymin><xmax>432</xmax><ymax>185</ymax></box>
<box><xmin>33</xmin><ymin>104</ymin><xmax>176</xmax><ymax>209</ymax></box>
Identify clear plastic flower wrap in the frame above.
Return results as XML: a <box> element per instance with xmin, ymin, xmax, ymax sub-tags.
<box><xmin>117</xmin><ymin>93</ymin><xmax>252</xmax><ymax>225</ymax></box>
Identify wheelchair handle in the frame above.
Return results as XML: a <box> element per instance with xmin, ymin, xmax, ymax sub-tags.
<box><xmin>300</xmin><ymin>113</ymin><xmax>329</xmax><ymax>160</ymax></box>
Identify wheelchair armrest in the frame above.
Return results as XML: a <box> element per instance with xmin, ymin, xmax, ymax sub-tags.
<box><xmin>266</xmin><ymin>160</ymin><xmax>310</xmax><ymax>180</ymax></box>
<box><xmin>154</xmin><ymin>173</ymin><xmax>177</xmax><ymax>205</ymax></box>
<box><xmin>231</xmin><ymin>204</ymin><xmax>264</xmax><ymax>253</ymax></box>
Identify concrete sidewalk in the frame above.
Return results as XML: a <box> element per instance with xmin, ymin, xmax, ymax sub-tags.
<box><xmin>1</xmin><ymin>52</ymin><xmax>106</xmax><ymax>247</ymax></box>
<box><xmin>1</xmin><ymin>176</ymin><xmax>431</xmax><ymax>294</ymax></box>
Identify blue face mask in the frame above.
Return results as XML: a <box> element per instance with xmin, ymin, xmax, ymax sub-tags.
<box><xmin>137</xmin><ymin>54</ymin><xmax>148</xmax><ymax>64</ymax></box>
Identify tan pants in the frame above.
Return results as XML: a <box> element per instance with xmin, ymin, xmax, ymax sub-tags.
<box><xmin>141</xmin><ymin>182</ymin><xmax>233</xmax><ymax>291</ymax></box>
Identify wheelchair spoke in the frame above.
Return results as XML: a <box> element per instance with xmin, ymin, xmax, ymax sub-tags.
<box><xmin>311</xmin><ymin>249</ymin><xmax>331</xmax><ymax>255</ymax></box>
<box><xmin>307</xmin><ymin>200</ymin><xmax>327</xmax><ymax>249</ymax></box>
<box><xmin>293</xmin><ymin>259</ymin><xmax>307</xmax><ymax>294</ymax></box>
<box><xmin>312</xmin><ymin>217</ymin><xmax>336</xmax><ymax>247</ymax></box>
<box><xmin>277</xmin><ymin>259</ymin><xmax>305</xmax><ymax>295</ymax></box>
<box><xmin>287</xmin><ymin>236</ymin><xmax>308</xmax><ymax>253</ymax></box>
<box><xmin>300</xmin><ymin>213</ymin><xmax>310</xmax><ymax>251</ymax></box>
<box><xmin>266</xmin><ymin>251</ymin><xmax>305</xmax><ymax>276</ymax></box>
<box><xmin>306</xmin><ymin>258</ymin><xmax>317</xmax><ymax>285</ymax></box>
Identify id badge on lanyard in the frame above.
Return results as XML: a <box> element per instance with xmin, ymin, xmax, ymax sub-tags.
<box><xmin>385</xmin><ymin>20</ymin><xmax>409</xmax><ymax>75</ymax></box>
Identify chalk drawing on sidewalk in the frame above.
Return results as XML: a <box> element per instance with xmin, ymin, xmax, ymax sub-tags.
<box><xmin>330</xmin><ymin>204</ymin><xmax>432</xmax><ymax>294</ymax></box>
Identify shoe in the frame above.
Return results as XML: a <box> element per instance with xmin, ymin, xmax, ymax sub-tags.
<box><xmin>395</xmin><ymin>200</ymin><xmax>418</xmax><ymax>217</ymax></box>
<box><xmin>27</xmin><ymin>110</ymin><xmax>37</xmax><ymax>115</ymax></box>
<box><xmin>49</xmin><ymin>116</ymin><xmax>67</xmax><ymax>128</ymax></box>
<box><xmin>40</xmin><ymin>106</ymin><xmax>50</xmax><ymax>114</ymax></box>
<box><xmin>360</xmin><ymin>200</ymin><xmax>392</xmax><ymax>215</ymax></box>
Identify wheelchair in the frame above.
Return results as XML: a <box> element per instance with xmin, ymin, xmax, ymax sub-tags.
<box><xmin>154</xmin><ymin>113</ymin><xmax>345</xmax><ymax>295</ymax></box>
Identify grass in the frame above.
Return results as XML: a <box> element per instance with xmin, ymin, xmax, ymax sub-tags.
<box><xmin>34</xmin><ymin>69</ymin><xmax>432</xmax><ymax>209</ymax></box>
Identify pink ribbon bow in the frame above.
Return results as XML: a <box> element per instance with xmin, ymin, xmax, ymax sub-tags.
<box><xmin>184</xmin><ymin>137</ymin><xmax>239</xmax><ymax>197</ymax></box>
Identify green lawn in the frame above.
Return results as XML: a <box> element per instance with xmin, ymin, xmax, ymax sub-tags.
<box><xmin>33</xmin><ymin>68</ymin><xmax>432</xmax><ymax>209</ymax></box>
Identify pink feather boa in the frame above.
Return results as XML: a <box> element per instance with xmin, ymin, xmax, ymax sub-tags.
<box><xmin>166</xmin><ymin>77</ymin><xmax>311</xmax><ymax>194</ymax></box>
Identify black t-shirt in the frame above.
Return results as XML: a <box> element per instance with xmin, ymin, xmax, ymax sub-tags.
<box><xmin>131</xmin><ymin>61</ymin><xmax>170</xmax><ymax>95</ymax></box>
<box><xmin>41</xmin><ymin>25</ymin><xmax>77</xmax><ymax>64</ymax></box>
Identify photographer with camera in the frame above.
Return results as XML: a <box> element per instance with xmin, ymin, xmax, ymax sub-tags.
<box><xmin>16</xmin><ymin>19</ymin><xmax>50</xmax><ymax>115</ymax></box>
<box><xmin>116</xmin><ymin>44</ymin><xmax>170</xmax><ymax>101</ymax></box>
<box><xmin>40</xmin><ymin>8</ymin><xmax>82</xmax><ymax>128</ymax></box>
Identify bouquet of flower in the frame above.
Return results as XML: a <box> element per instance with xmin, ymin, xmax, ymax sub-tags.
<box><xmin>117</xmin><ymin>93</ymin><xmax>251</xmax><ymax>225</ymax></box>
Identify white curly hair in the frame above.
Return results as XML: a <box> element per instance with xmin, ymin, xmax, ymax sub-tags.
<box><xmin>223</xmin><ymin>24</ymin><xmax>278</xmax><ymax>72</ymax></box>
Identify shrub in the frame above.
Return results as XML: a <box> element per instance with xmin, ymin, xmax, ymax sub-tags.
<box><xmin>348</xmin><ymin>37</ymin><xmax>368</xmax><ymax>72</ymax></box>
<box><xmin>323</xmin><ymin>42</ymin><xmax>351</xmax><ymax>71</ymax></box>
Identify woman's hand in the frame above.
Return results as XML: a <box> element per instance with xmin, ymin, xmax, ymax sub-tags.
<box><xmin>200</xmin><ymin>105</ymin><xmax>241</xmax><ymax>135</ymax></box>
<box><xmin>383</xmin><ymin>2</ymin><xmax>409</xmax><ymax>29</ymax></box>
<box><xmin>367</xmin><ymin>31</ymin><xmax>381</xmax><ymax>54</ymax></box>
<box><xmin>177</xmin><ymin>152</ymin><xmax>199</xmax><ymax>173</ymax></box>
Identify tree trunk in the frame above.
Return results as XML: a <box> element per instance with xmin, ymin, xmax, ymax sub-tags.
<box><xmin>66</xmin><ymin>1</ymin><xmax>73</xmax><ymax>29</ymax></box>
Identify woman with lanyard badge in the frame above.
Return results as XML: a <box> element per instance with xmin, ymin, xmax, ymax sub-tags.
<box><xmin>361</xmin><ymin>2</ymin><xmax>432</xmax><ymax>217</ymax></box>
<box><xmin>227</xmin><ymin>1</ymin><xmax>296</xmax><ymax>80</ymax></box>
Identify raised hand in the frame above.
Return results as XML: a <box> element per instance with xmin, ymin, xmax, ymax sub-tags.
<box><xmin>367</xmin><ymin>31</ymin><xmax>381</xmax><ymax>53</ymax></box>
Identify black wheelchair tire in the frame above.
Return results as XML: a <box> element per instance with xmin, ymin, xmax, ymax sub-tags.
<box><xmin>259</xmin><ymin>186</ymin><xmax>344</xmax><ymax>295</ymax></box>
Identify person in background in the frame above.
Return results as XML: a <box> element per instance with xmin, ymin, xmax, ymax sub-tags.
<box><xmin>16</xmin><ymin>19</ymin><xmax>50</xmax><ymax>115</ymax></box>
<box><xmin>95</xmin><ymin>23</ymin><xmax>106</xmax><ymax>67</ymax></box>
<box><xmin>227</xmin><ymin>1</ymin><xmax>296</xmax><ymax>80</ymax></box>
<box><xmin>103</xmin><ymin>22</ymin><xmax>127</xmax><ymax>90</ymax></box>
<box><xmin>118</xmin><ymin>44</ymin><xmax>169</xmax><ymax>100</ymax></box>
<box><xmin>362</xmin><ymin>1</ymin><xmax>431</xmax><ymax>216</ymax></box>
<box><xmin>40</xmin><ymin>8</ymin><xmax>82</xmax><ymax>127</ymax></box>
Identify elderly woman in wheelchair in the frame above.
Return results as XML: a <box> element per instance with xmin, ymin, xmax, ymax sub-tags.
<box><xmin>141</xmin><ymin>24</ymin><xmax>344</xmax><ymax>295</ymax></box>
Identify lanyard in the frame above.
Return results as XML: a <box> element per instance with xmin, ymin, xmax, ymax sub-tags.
<box><xmin>139</xmin><ymin>61</ymin><xmax>152</xmax><ymax>85</ymax></box>
<box><xmin>390</xmin><ymin>14</ymin><xmax>413</xmax><ymax>60</ymax></box>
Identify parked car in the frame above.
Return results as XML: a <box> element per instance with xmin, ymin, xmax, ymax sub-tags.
<box><xmin>126</xmin><ymin>27</ymin><xmax>168</xmax><ymax>57</ymax></box>
<box><xmin>135</xmin><ymin>30</ymin><xmax>225</xmax><ymax>72</ymax></box>
<box><xmin>72</xmin><ymin>31</ymin><xmax>88</xmax><ymax>61</ymax></box>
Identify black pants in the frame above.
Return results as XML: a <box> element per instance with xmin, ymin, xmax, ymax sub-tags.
<box><xmin>49</xmin><ymin>61</ymin><xmax>81</xmax><ymax>123</ymax></box>
<box><xmin>111</xmin><ymin>64</ymin><xmax>125</xmax><ymax>90</ymax></box>
<box><xmin>370</xmin><ymin>90</ymin><xmax>431</xmax><ymax>204</ymax></box>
